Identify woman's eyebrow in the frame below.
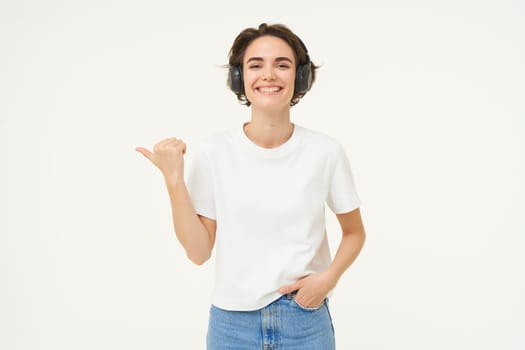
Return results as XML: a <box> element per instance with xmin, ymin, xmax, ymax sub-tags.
<box><xmin>275</xmin><ymin>57</ymin><xmax>293</xmax><ymax>63</ymax></box>
<box><xmin>246</xmin><ymin>57</ymin><xmax>264</xmax><ymax>63</ymax></box>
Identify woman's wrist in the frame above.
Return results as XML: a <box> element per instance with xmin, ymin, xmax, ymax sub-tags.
<box><xmin>164</xmin><ymin>174</ymin><xmax>185</xmax><ymax>188</ymax></box>
<box><xmin>324</xmin><ymin>266</ymin><xmax>342</xmax><ymax>288</ymax></box>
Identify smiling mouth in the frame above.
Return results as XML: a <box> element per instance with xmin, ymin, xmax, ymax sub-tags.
<box><xmin>256</xmin><ymin>86</ymin><xmax>282</xmax><ymax>94</ymax></box>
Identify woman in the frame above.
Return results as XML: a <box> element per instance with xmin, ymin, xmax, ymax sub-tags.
<box><xmin>137</xmin><ymin>23</ymin><xmax>366</xmax><ymax>350</ymax></box>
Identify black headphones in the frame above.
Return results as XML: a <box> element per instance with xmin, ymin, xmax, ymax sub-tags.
<box><xmin>228</xmin><ymin>38</ymin><xmax>313</xmax><ymax>95</ymax></box>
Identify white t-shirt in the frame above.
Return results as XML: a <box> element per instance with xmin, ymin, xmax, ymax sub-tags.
<box><xmin>187</xmin><ymin>123</ymin><xmax>361</xmax><ymax>311</ymax></box>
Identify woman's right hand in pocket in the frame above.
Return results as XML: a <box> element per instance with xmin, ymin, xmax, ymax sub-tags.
<box><xmin>136</xmin><ymin>137</ymin><xmax>187</xmax><ymax>182</ymax></box>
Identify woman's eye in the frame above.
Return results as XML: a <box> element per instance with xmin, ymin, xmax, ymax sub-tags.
<box><xmin>277</xmin><ymin>64</ymin><xmax>291</xmax><ymax>69</ymax></box>
<box><xmin>248</xmin><ymin>64</ymin><xmax>261</xmax><ymax>69</ymax></box>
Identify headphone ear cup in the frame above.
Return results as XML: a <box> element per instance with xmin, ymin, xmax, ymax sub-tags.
<box><xmin>294</xmin><ymin>63</ymin><xmax>312</xmax><ymax>94</ymax></box>
<box><xmin>229</xmin><ymin>65</ymin><xmax>244</xmax><ymax>94</ymax></box>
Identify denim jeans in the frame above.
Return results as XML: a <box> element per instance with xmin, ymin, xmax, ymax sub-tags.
<box><xmin>206</xmin><ymin>293</ymin><xmax>335</xmax><ymax>349</ymax></box>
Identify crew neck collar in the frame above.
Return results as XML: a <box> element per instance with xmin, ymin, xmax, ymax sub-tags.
<box><xmin>238</xmin><ymin>122</ymin><xmax>301</xmax><ymax>158</ymax></box>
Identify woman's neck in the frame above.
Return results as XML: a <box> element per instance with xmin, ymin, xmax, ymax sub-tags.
<box><xmin>244</xmin><ymin>107</ymin><xmax>294</xmax><ymax>149</ymax></box>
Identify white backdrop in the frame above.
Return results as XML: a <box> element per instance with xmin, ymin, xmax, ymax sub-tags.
<box><xmin>2</xmin><ymin>0</ymin><xmax>524</xmax><ymax>349</ymax></box>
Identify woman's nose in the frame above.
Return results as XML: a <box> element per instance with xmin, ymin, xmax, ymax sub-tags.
<box><xmin>262</xmin><ymin>67</ymin><xmax>276</xmax><ymax>80</ymax></box>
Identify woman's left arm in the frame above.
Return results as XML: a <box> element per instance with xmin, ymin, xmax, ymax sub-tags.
<box><xmin>326</xmin><ymin>208</ymin><xmax>366</xmax><ymax>283</ymax></box>
<box><xmin>279</xmin><ymin>208</ymin><xmax>366</xmax><ymax>308</ymax></box>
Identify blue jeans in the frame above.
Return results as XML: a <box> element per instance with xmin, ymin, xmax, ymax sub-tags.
<box><xmin>206</xmin><ymin>293</ymin><xmax>335</xmax><ymax>349</ymax></box>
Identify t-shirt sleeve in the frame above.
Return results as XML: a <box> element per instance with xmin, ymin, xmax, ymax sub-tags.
<box><xmin>186</xmin><ymin>148</ymin><xmax>216</xmax><ymax>220</ymax></box>
<box><xmin>326</xmin><ymin>144</ymin><xmax>361</xmax><ymax>214</ymax></box>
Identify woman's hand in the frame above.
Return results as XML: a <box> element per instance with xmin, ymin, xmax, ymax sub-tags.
<box><xmin>279</xmin><ymin>270</ymin><xmax>338</xmax><ymax>308</ymax></box>
<box><xmin>136</xmin><ymin>138</ymin><xmax>187</xmax><ymax>182</ymax></box>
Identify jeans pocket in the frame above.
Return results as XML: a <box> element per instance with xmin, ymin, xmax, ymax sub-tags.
<box><xmin>292</xmin><ymin>296</ymin><xmax>326</xmax><ymax>311</ymax></box>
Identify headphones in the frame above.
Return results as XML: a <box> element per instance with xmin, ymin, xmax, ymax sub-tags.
<box><xmin>228</xmin><ymin>38</ymin><xmax>313</xmax><ymax>95</ymax></box>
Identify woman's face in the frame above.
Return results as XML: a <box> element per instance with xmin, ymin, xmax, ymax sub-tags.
<box><xmin>242</xmin><ymin>35</ymin><xmax>296</xmax><ymax>111</ymax></box>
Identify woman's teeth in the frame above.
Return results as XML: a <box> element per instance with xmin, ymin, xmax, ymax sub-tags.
<box><xmin>258</xmin><ymin>87</ymin><xmax>281</xmax><ymax>93</ymax></box>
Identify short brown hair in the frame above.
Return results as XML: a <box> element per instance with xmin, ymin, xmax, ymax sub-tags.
<box><xmin>227</xmin><ymin>23</ymin><xmax>318</xmax><ymax>107</ymax></box>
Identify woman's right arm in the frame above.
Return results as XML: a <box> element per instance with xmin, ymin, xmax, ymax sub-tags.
<box><xmin>136</xmin><ymin>138</ymin><xmax>216</xmax><ymax>265</ymax></box>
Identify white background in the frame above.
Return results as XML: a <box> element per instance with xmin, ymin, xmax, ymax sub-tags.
<box><xmin>2</xmin><ymin>0</ymin><xmax>524</xmax><ymax>349</ymax></box>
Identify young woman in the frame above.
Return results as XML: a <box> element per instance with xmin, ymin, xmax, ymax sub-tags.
<box><xmin>137</xmin><ymin>23</ymin><xmax>366</xmax><ymax>350</ymax></box>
